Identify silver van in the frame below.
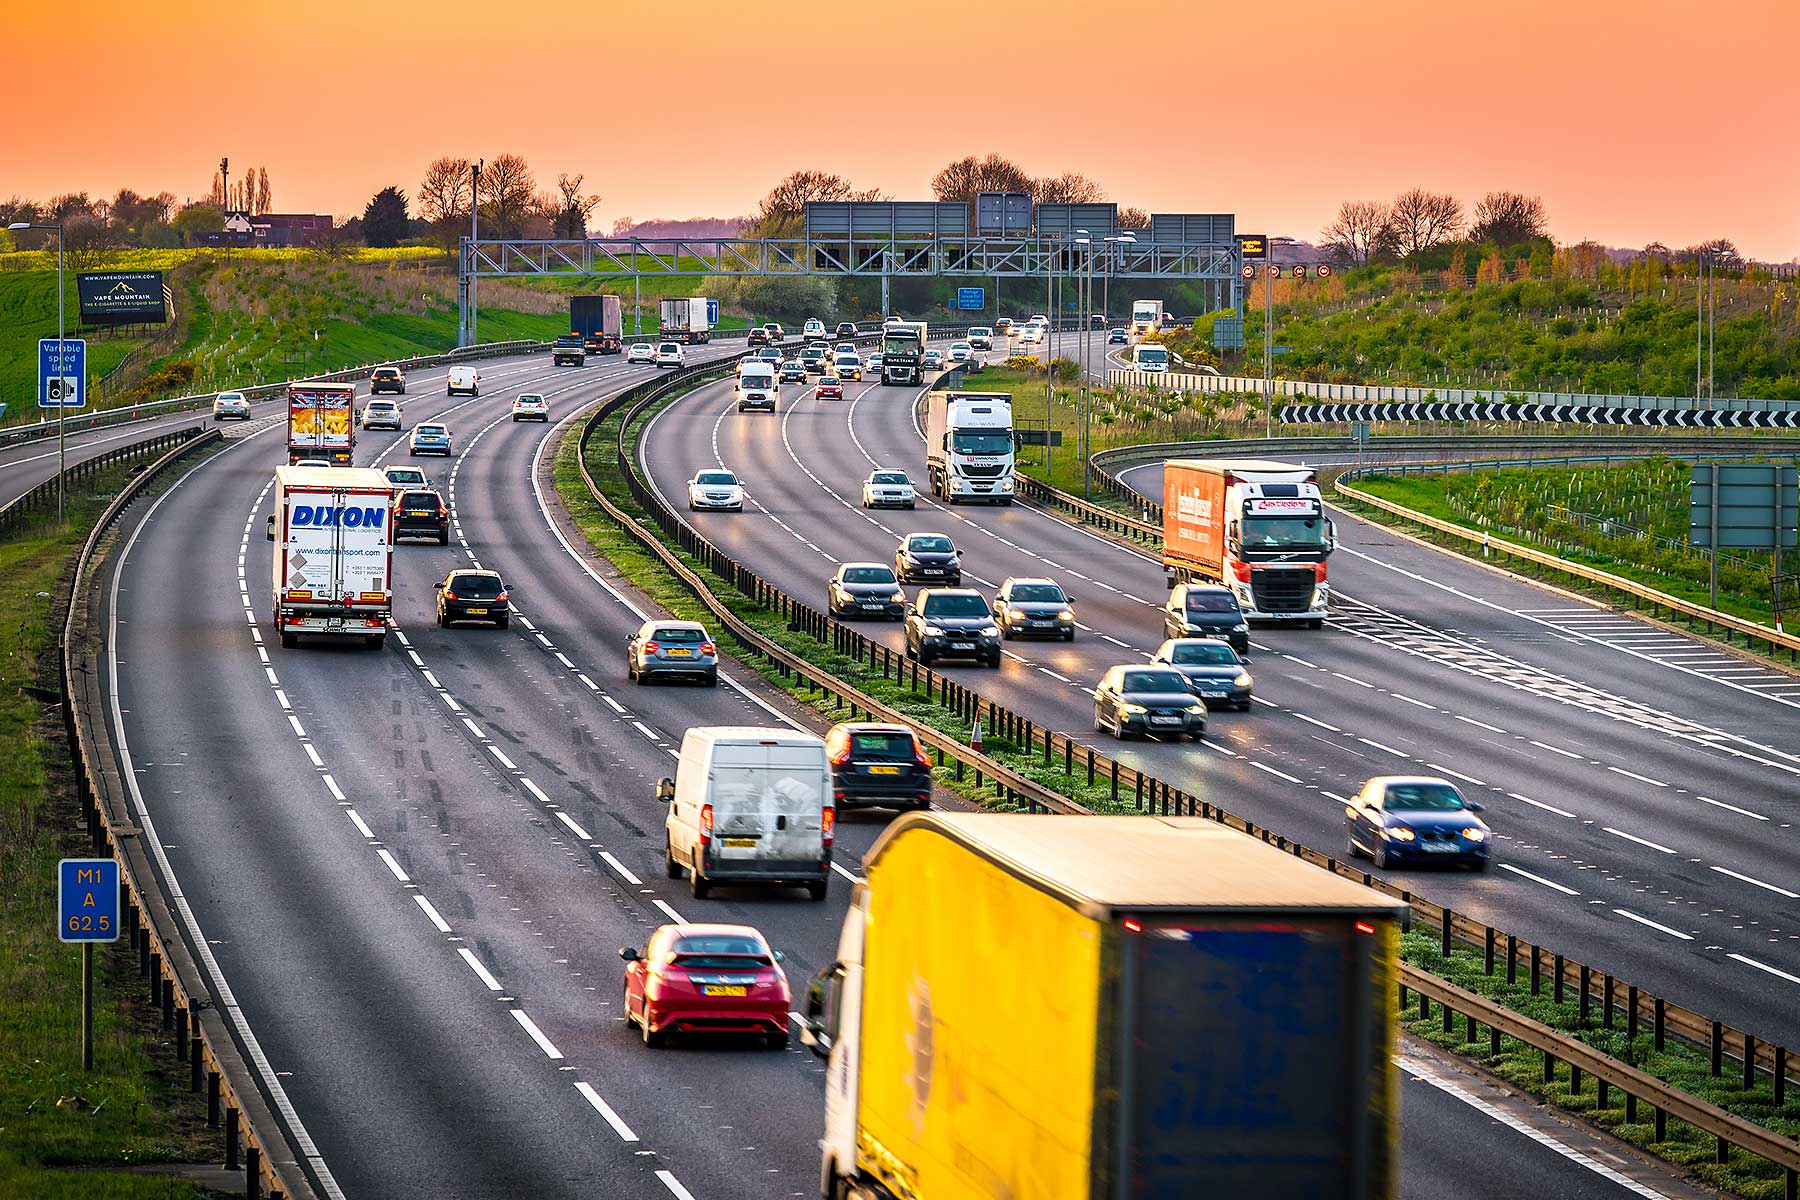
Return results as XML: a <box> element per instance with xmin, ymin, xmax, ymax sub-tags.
<box><xmin>661</xmin><ymin>727</ymin><xmax>833</xmax><ymax>901</ymax></box>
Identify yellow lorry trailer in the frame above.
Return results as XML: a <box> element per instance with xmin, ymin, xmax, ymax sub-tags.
<box><xmin>800</xmin><ymin>813</ymin><xmax>1405</xmax><ymax>1200</ymax></box>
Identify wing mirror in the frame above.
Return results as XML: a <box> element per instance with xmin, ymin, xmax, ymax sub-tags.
<box><xmin>618</xmin><ymin>947</ymin><xmax>640</xmax><ymax>962</ymax></box>
<box><xmin>265</xmin><ymin>514</ymin><xmax>276</xmax><ymax>542</ymax></box>
<box><xmin>433</xmin><ymin>581</ymin><xmax>445</xmax><ymax>590</ymax></box>
<box><xmin>1465</xmin><ymin>800</ymin><xmax>1485</xmax><ymax>813</ymax></box>
<box><xmin>657</xmin><ymin>777</ymin><xmax>676</xmax><ymax>803</ymax></box>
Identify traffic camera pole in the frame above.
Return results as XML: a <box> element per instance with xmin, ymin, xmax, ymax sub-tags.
<box><xmin>56</xmin><ymin>223</ymin><xmax>65</xmax><ymax>523</ymax></box>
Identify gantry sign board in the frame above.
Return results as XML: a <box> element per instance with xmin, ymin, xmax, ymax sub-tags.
<box><xmin>975</xmin><ymin>191</ymin><xmax>1033</xmax><ymax>233</ymax></box>
<box><xmin>1235</xmin><ymin>233</ymin><xmax>1269</xmax><ymax>260</ymax></box>
<box><xmin>1690</xmin><ymin>464</ymin><xmax>1798</xmax><ymax>549</ymax></box>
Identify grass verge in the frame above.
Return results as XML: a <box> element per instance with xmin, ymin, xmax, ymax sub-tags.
<box><xmin>0</xmin><ymin>463</ymin><xmax>224</xmax><ymax>1198</ymax></box>
<box><xmin>559</xmin><ymin>378</ymin><xmax>1800</xmax><ymax>1197</ymax></box>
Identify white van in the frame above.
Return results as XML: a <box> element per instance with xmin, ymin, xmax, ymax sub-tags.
<box><xmin>446</xmin><ymin>365</ymin><xmax>480</xmax><ymax>396</ymax></box>
<box><xmin>735</xmin><ymin>360</ymin><xmax>780</xmax><ymax>412</ymax></box>
<box><xmin>661</xmin><ymin>727</ymin><xmax>833</xmax><ymax>901</ymax></box>
<box><xmin>1127</xmin><ymin>343</ymin><xmax>1170</xmax><ymax>373</ymax></box>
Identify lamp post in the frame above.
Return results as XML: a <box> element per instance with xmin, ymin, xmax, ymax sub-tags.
<box><xmin>1074</xmin><ymin>234</ymin><xmax>1091</xmax><ymax>494</ymax></box>
<box><xmin>11</xmin><ymin>220</ymin><xmax>67</xmax><ymax>522</ymax></box>
<box><xmin>468</xmin><ymin>159</ymin><xmax>482</xmax><ymax>347</ymax></box>
<box><xmin>1102</xmin><ymin>232</ymin><xmax>1134</xmax><ymax>335</ymax></box>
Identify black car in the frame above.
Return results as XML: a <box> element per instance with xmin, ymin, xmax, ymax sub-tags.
<box><xmin>393</xmin><ymin>489</ymin><xmax>449</xmax><ymax>544</ymax></box>
<box><xmin>1151</xmin><ymin>638</ymin><xmax>1253</xmax><ymax>709</ymax></box>
<box><xmin>905</xmin><ymin>589</ymin><xmax>1000</xmax><ymax>667</ymax></box>
<box><xmin>826</xmin><ymin>722</ymin><xmax>931</xmax><ymax>810</ymax></box>
<box><xmin>779</xmin><ymin>359</ymin><xmax>808</xmax><ymax>383</ymax></box>
<box><xmin>835</xmin><ymin>321</ymin><xmax>857</xmax><ymax>339</ymax></box>
<box><xmin>828</xmin><ymin>563</ymin><xmax>905</xmax><ymax>620</ymax></box>
<box><xmin>993</xmin><ymin>577</ymin><xmax>1075</xmax><ymax>641</ymax></box>
<box><xmin>1107</xmin><ymin>328</ymin><xmax>1128</xmax><ymax>345</ymax></box>
<box><xmin>435</xmin><ymin>568</ymin><xmax>509</xmax><ymax>628</ymax></box>
<box><xmin>1093</xmin><ymin>665</ymin><xmax>1207</xmax><ymax>740</ymax></box>
<box><xmin>894</xmin><ymin>532</ymin><xmax>961</xmax><ymax>585</ymax></box>
<box><xmin>1163</xmin><ymin>583</ymin><xmax>1250</xmax><ymax>654</ymax></box>
<box><xmin>369</xmin><ymin>366</ymin><xmax>406</xmax><ymax>394</ymax></box>
<box><xmin>747</xmin><ymin>327</ymin><xmax>770</xmax><ymax>347</ymax></box>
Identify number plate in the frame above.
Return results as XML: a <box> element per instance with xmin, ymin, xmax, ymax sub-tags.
<box><xmin>869</xmin><ymin>765</ymin><xmax>901</xmax><ymax>775</ymax></box>
<box><xmin>465</xmin><ymin>607</ymin><xmax>487</xmax><ymax>615</ymax></box>
<box><xmin>950</xmin><ymin>642</ymin><xmax>974</xmax><ymax>651</ymax></box>
<box><xmin>1420</xmin><ymin>842</ymin><xmax>1460</xmax><ymax>853</ymax></box>
<box><xmin>1150</xmin><ymin>715</ymin><xmax>1181</xmax><ymax>726</ymax></box>
<box><xmin>861</xmin><ymin>602</ymin><xmax>885</xmax><ymax>609</ymax></box>
<box><xmin>722</xmin><ymin>836</ymin><xmax>757</xmax><ymax>848</ymax></box>
<box><xmin>703</xmin><ymin>985</ymin><xmax>748</xmax><ymax>997</ymax></box>
<box><xmin>1200</xmin><ymin>689</ymin><xmax>1226</xmax><ymax>698</ymax></box>
<box><xmin>326</xmin><ymin>618</ymin><xmax>344</xmax><ymax>629</ymax></box>
<box><xmin>667</xmin><ymin>648</ymin><xmax>692</xmax><ymax>657</ymax></box>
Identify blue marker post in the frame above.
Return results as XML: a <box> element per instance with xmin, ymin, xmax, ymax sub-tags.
<box><xmin>59</xmin><ymin>858</ymin><xmax>120</xmax><ymax>1070</ymax></box>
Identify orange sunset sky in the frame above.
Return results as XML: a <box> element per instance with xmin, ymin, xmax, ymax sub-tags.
<box><xmin>5</xmin><ymin>0</ymin><xmax>1798</xmax><ymax>258</ymax></box>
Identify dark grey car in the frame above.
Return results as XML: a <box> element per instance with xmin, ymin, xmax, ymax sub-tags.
<box><xmin>905</xmin><ymin>589</ymin><xmax>1000</xmax><ymax>667</ymax></box>
<box><xmin>1092</xmin><ymin>665</ymin><xmax>1207</xmax><ymax>740</ymax></box>
<box><xmin>895</xmin><ymin>533</ymin><xmax>961</xmax><ymax>585</ymax></box>
<box><xmin>1163</xmin><ymin>583</ymin><xmax>1250</xmax><ymax>654</ymax></box>
<box><xmin>627</xmin><ymin>620</ymin><xmax>718</xmax><ymax>686</ymax></box>
<box><xmin>1151</xmin><ymin>638</ymin><xmax>1253</xmax><ymax>709</ymax></box>
<box><xmin>828</xmin><ymin>563</ymin><xmax>905</xmax><ymax>620</ymax></box>
<box><xmin>993</xmin><ymin>577</ymin><xmax>1075</xmax><ymax>641</ymax></box>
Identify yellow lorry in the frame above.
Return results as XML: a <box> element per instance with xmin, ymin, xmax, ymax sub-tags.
<box><xmin>799</xmin><ymin>813</ymin><xmax>1405</xmax><ymax>1200</ymax></box>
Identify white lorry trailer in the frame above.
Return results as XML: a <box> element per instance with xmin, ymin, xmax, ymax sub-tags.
<box><xmin>659</xmin><ymin>297</ymin><xmax>714</xmax><ymax>344</ymax></box>
<box><xmin>267</xmin><ymin>465</ymin><xmax>395</xmax><ymax>650</ymax></box>
<box><xmin>924</xmin><ymin>391</ymin><xmax>1015</xmax><ymax>504</ymax></box>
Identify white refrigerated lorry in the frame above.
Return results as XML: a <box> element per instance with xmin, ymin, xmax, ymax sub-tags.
<box><xmin>267</xmin><ymin>465</ymin><xmax>395</xmax><ymax>650</ymax></box>
<box><xmin>924</xmin><ymin>391</ymin><xmax>1015</xmax><ymax>504</ymax></box>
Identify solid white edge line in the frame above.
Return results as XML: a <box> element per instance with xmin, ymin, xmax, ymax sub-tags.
<box><xmin>574</xmin><ymin>1081</ymin><xmax>640</xmax><ymax>1142</ymax></box>
<box><xmin>458</xmin><ymin>947</ymin><xmax>502</xmax><ymax>990</ymax></box>
<box><xmin>1497</xmin><ymin>863</ymin><xmax>1580</xmax><ymax>896</ymax></box>
<box><xmin>413</xmin><ymin>894</ymin><xmax>453</xmax><ymax>934</ymax></box>
<box><xmin>510</xmin><ymin>1009</ymin><xmax>564</xmax><ymax>1059</ymax></box>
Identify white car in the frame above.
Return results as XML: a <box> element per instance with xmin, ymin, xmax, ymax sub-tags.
<box><xmin>293</xmin><ymin>458</ymin><xmax>333</xmax><ymax>468</ymax></box>
<box><xmin>948</xmin><ymin>342</ymin><xmax>974</xmax><ymax>363</ymax></box>
<box><xmin>656</xmin><ymin>342</ymin><xmax>685</xmax><ymax>369</ymax></box>
<box><xmin>833</xmin><ymin>352</ymin><xmax>863</xmax><ymax>381</ymax></box>
<box><xmin>384</xmin><ymin>466</ymin><xmax>428</xmax><ymax>493</ymax></box>
<box><xmin>803</xmin><ymin>319</ymin><xmax>827</xmax><ymax>342</ymax></box>
<box><xmin>627</xmin><ymin>342</ymin><xmax>655</xmax><ymax>364</ymax></box>
<box><xmin>511</xmin><ymin>393</ymin><xmax>549</xmax><ymax>421</ymax></box>
<box><xmin>360</xmin><ymin>398</ymin><xmax>402</xmax><ymax>431</ymax></box>
<box><xmin>861</xmin><ymin>468</ymin><xmax>916</xmax><ymax>510</ymax></box>
<box><xmin>687</xmin><ymin>469</ymin><xmax>743</xmax><ymax>511</ymax></box>
<box><xmin>212</xmin><ymin>391</ymin><xmax>250</xmax><ymax>420</ymax></box>
<box><xmin>1018</xmin><ymin>324</ymin><xmax>1046</xmax><ymax>345</ymax></box>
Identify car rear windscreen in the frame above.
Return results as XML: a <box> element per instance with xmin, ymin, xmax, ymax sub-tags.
<box><xmin>400</xmin><ymin>492</ymin><xmax>438</xmax><ymax>509</ymax></box>
<box><xmin>452</xmin><ymin>575</ymin><xmax>503</xmax><ymax>599</ymax></box>
<box><xmin>654</xmin><ymin>627</ymin><xmax>703</xmax><ymax>643</ymax></box>
<box><xmin>849</xmin><ymin>731</ymin><xmax>914</xmax><ymax>760</ymax></box>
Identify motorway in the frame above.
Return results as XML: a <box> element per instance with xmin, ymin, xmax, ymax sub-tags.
<box><xmin>89</xmin><ymin>336</ymin><xmax>1709</xmax><ymax>1199</ymax></box>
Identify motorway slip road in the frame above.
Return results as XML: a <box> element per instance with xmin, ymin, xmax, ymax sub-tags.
<box><xmin>638</xmin><ymin>362</ymin><xmax>1800</xmax><ymax>1057</ymax></box>
<box><xmin>95</xmin><ymin>343</ymin><xmax>1704</xmax><ymax>1199</ymax></box>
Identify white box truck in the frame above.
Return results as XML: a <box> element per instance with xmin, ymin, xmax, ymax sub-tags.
<box><xmin>267</xmin><ymin>465</ymin><xmax>395</xmax><ymax>650</ymax></box>
<box><xmin>1131</xmin><ymin>298</ymin><xmax>1165</xmax><ymax>336</ymax></box>
<box><xmin>924</xmin><ymin>391</ymin><xmax>1014</xmax><ymax>505</ymax></box>
<box><xmin>659</xmin><ymin>297</ymin><xmax>713</xmax><ymax>344</ymax></box>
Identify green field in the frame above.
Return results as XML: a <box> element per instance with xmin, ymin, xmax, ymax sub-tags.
<box><xmin>0</xmin><ymin>274</ymin><xmax>153</xmax><ymax>418</ymax></box>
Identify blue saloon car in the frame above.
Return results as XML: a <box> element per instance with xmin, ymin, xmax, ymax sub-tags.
<box><xmin>1346</xmin><ymin>776</ymin><xmax>1490</xmax><ymax>870</ymax></box>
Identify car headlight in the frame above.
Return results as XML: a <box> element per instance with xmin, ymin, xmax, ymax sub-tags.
<box><xmin>1461</xmin><ymin>827</ymin><xmax>1488</xmax><ymax>842</ymax></box>
<box><xmin>890</xmin><ymin>592</ymin><xmax>904</xmax><ymax>602</ymax></box>
<box><xmin>980</xmin><ymin>625</ymin><xmax>1000</xmax><ymax>638</ymax></box>
<box><xmin>1008</xmin><ymin>609</ymin><xmax>1028</xmax><ymax>620</ymax></box>
<box><xmin>1383</xmin><ymin>827</ymin><xmax>1416</xmax><ymax>842</ymax></box>
<box><xmin>1185</xmin><ymin>704</ymin><xmax>1205</xmax><ymax>715</ymax></box>
<box><xmin>924</xmin><ymin>626</ymin><xmax>945</xmax><ymax>637</ymax></box>
<box><xmin>1233</xmin><ymin>623</ymin><xmax>1248</xmax><ymax>632</ymax></box>
<box><xmin>1057</xmin><ymin>610</ymin><xmax>1074</xmax><ymax>621</ymax></box>
<box><xmin>1233</xmin><ymin>673</ymin><xmax>1253</xmax><ymax>688</ymax></box>
<box><xmin>1120</xmin><ymin>703</ymin><xmax>1148</xmax><ymax>716</ymax></box>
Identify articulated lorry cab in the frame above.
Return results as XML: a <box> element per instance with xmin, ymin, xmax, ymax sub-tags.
<box><xmin>924</xmin><ymin>391</ymin><xmax>1013</xmax><ymax>504</ymax></box>
<box><xmin>1162</xmin><ymin>458</ymin><xmax>1334</xmax><ymax>626</ymax></box>
<box><xmin>267</xmin><ymin>466</ymin><xmax>394</xmax><ymax>650</ymax></box>
<box><xmin>880</xmin><ymin>321</ymin><xmax>926</xmax><ymax>385</ymax></box>
<box><xmin>800</xmin><ymin>812</ymin><xmax>1404</xmax><ymax>1200</ymax></box>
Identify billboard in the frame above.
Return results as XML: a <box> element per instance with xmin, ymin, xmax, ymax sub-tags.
<box><xmin>76</xmin><ymin>272</ymin><xmax>166</xmax><ymax>326</ymax></box>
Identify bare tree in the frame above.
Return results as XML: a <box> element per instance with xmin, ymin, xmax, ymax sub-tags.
<box><xmin>1032</xmin><ymin>172</ymin><xmax>1106</xmax><ymax>205</ymax></box>
<box><xmin>64</xmin><ymin>217</ymin><xmax>123</xmax><ymax>269</ymax></box>
<box><xmin>1320</xmin><ymin>199</ymin><xmax>1395</xmax><ymax>266</ymax></box>
<box><xmin>256</xmin><ymin>167</ymin><xmax>272</xmax><ymax>215</ymax></box>
<box><xmin>46</xmin><ymin>192</ymin><xmax>101</xmax><ymax>224</ymax></box>
<box><xmin>1389</xmin><ymin>189</ymin><xmax>1464</xmax><ymax>257</ymax></box>
<box><xmin>1468</xmin><ymin>191</ymin><xmax>1547</xmax><ymax>247</ymax></box>
<box><xmin>610</xmin><ymin>215</ymin><xmax>635</xmax><ymax>237</ymax></box>
<box><xmin>477</xmin><ymin>153</ymin><xmax>537</xmax><ymax>238</ymax></box>
<box><xmin>745</xmin><ymin>169</ymin><xmax>872</xmax><ymax>237</ymax></box>
<box><xmin>547</xmin><ymin>173</ymin><xmax>601</xmax><ymax>239</ymax></box>
<box><xmin>930</xmin><ymin>154</ymin><xmax>1035</xmax><ymax>205</ymax></box>
<box><xmin>418</xmin><ymin>156</ymin><xmax>473</xmax><ymax>224</ymax></box>
<box><xmin>1118</xmin><ymin>207</ymin><xmax>1151</xmax><ymax>230</ymax></box>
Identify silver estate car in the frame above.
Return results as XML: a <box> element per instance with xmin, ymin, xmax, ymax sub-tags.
<box><xmin>626</xmin><ymin>620</ymin><xmax>719</xmax><ymax>686</ymax></box>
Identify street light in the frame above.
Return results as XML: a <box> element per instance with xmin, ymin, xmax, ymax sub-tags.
<box><xmin>1102</xmin><ymin>232</ymin><xmax>1135</xmax><ymax>331</ymax></box>
<box><xmin>11</xmin><ymin>220</ymin><xmax>68</xmax><ymax>522</ymax></box>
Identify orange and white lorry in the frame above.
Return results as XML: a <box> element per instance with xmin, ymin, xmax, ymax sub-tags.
<box><xmin>285</xmin><ymin>381</ymin><xmax>357</xmax><ymax>465</ymax></box>
<box><xmin>1162</xmin><ymin>458</ymin><xmax>1334</xmax><ymax>627</ymax></box>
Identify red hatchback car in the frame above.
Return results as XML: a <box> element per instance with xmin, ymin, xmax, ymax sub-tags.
<box><xmin>816</xmin><ymin>375</ymin><xmax>845</xmax><ymax>401</ymax></box>
<box><xmin>620</xmin><ymin>923</ymin><xmax>791</xmax><ymax>1049</ymax></box>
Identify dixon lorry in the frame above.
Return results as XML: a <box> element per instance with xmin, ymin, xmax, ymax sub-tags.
<box><xmin>800</xmin><ymin>812</ymin><xmax>1404</xmax><ymax>1200</ymax></box>
<box><xmin>570</xmin><ymin>294</ymin><xmax>623</xmax><ymax>355</ymax></box>
<box><xmin>924</xmin><ymin>391</ymin><xmax>1013</xmax><ymax>504</ymax></box>
<box><xmin>266</xmin><ymin>465</ymin><xmax>394</xmax><ymax>650</ymax></box>
<box><xmin>1162</xmin><ymin>458</ymin><xmax>1334</xmax><ymax>626</ymax></box>
<box><xmin>881</xmin><ymin>321</ymin><xmax>926</xmax><ymax>385</ymax></box>
<box><xmin>285</xmin><ymin>381</ymin><xmax>356</xmax><ymax>465</ymax></box>
<box><xmin>659</xmin><ymin>297</ymin><xmax>713</xmax><ymax>344</ymax></box>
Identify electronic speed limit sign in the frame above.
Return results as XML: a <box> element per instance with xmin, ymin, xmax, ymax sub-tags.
<box><xmin>1240</xmin><ymin>265</ymin><xmax>1255</xmax><ymax>279</ymax></box>
<box><xmin>1317</xmin><ymin>263</ymin><xmax>1332</xmax><ymax>278</ymax></box>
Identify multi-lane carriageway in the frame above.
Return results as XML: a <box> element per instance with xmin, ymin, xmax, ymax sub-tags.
<box><xmin>67</xmin><ymin>337</ymin><xmax>1732</xmax><ymax>1199</ymax></box>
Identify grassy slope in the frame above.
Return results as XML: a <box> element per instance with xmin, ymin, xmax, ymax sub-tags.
<box><xmin>0</xmin><ymin>467</ymin><xmax>221</xmax><ymax>1198</ymax></box>
<box><xmin>0</xmin><ymin>274</ymin><xmax>148</xmax><ymax>415</ymax></box>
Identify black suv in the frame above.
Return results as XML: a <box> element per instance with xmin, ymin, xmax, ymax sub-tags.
<box><xmin>552</xmin><ymin>335</ymin><xmax>586</xmax><ymax>366</ymax></box>
<box><xmin>393</xmin><ymin>489</ymin><xmax>449</xmax><ymax>544</ymax></box>
<box><xmin>826</xmin><ymin>722</ymin><xmax>931</xmax><ymax>810</ymax></box>
<box><xmin>369</xmin><ymin>366</ymin><xmax>406</xmax><ymax>394</ymax></box>
<box><xmin>1163</xmin><ymin>583</ymin><xmax>1250</xmax><ymax>654</ymax></box>
<box><xmin>993</xmin><ymin>577</ymin><xmax>1075</xmax><ymax>641</ymax></box>
<box><xmin>836</xmin><ymin>321</ymin><xmax>858</xmax><ymax>339</ymax></box>
<box><xmin>747</xmin><ymin>326</ymin><xmax>770</xmax><ymax>347</ymax></box>
<box><xmin>905</xmin><ymin>588</ymin><xmax>1000</xmax><ymax>667</ymax></box>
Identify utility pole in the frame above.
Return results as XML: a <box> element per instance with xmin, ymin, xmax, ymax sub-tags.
<box><xmin>219</xmin><ymin>157</ymin><xmax>229</xmax><ymax>209</ymax></box>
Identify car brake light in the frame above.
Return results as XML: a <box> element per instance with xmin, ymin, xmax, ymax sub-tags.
<box><xmin>644</xmin><ymin>640</ymin><xmax>659</xmax><ymax>654</ymax></box>
<box><xmin>438</xmin><ymin>504</ymin><xmax>448</xmax><ymax>518</ymax></box>
<box><xmin>1313</xmin><ymin>561</ymin><xmax>1329</xmax><ymax>582</ymax></box>
<box><xmin>1123</xmin><ymin>919</ymin><xmax>1142</xmax><ymax>933</ymax></box>
<box><xmin>444</xmin><ymin>591</ymin><xmax>457</xmax><ymax>601</ymax></box>
<box><xmin>699</xmin><ymin>804</ymin><xmax>713</xmax><ymax>845</ymax></box>
<box><xmin>914</xmin><ymin>742</ymin><xmax>931</xmax><ymax>769</ymax></box>
<box><xmin>700</xmin><ymin>641</ymin><xmax>715</xmax><ymax>655</ymax></box>
<box><xmin>1355</xmin><ymin>921</ymin><xmax>1375</xmax><ymax>934</ymax></box>
<box><xmin>821</xmin><ymin>806</ymin><xmax>835</xmax><ymax>847</ymax></box>
<box><xmin>829</xmin><ymin>743</ymin><xmax>851</xmax><ymax>767</ymax></box>
<box><xmin>1232</xmin><ymin>560</ymin><xmax>1252</xmax><ymax>583</ymax></box>
<box><xmin>496</xmin><ymin>591</ymin><xmax>509</xmax><ymax>603</ymax></box>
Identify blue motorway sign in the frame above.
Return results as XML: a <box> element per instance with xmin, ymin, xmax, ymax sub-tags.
<box><xmin>58</xmin><ymin>858</ymin><xmax>120</xmax><ymax>943</ymax></box>
<box><xmin>705</xmin><ymin>299</ymin><xmax>720</xmax><ymax>325</ymax></box>
<box><xmin>957</xmin><ymin>287</ymin><xmax>985</xmax><ymax>310</ymax></box>
<box><xmin>39</xmin><ymin>338</ymin><xmax>86</xmax><ymax>408</ymax></box>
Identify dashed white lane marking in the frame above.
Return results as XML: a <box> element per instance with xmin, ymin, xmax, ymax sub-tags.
<box><xmin>1612</xmin><ymin>908</ymin><xmax>1694</xmax><ymax>941</ymax></box>
<box><xmin>600</xmin><ymin>851</ymin><xmax>643</xmax><ymax>886</ymax></box>
<box><xmin>1251</xmin><ymin>761</ymin><xmax>1302</xmax><ymax>784</ymax></box>
<box><xmin>577</xmin><ymin>673</ymin><xmax>600</xmax><ymax>691</ymax></box>
<box><xmin>655</xmin><ymin>1170</ymin><xmax>699</xmax><ymax>1200</ymax></box>
<box><xmin>520</xmin><ymin>777</ymin><xmax>553</xmax><ymax>805</ymax></box>
<box><xmin>1729</xmin><ymin>953</ymin><xmax>1800</xmax><ymax>986</ymax></box>
<box><xmin>831</xmin><ymin>861</ymin><xmax>863</xmax><ymax>884</ymax></box>
<box><xmin>1425</xmin><ymin>762</ymin><xmax>1486</xmax><ymax>788</ymax></box>
<box><xmin>652</xmin><ymin>898</ymin><xmax>684</xmax><ymax>924</ymax></box>
<box><xmin>458</xmin><ymin>948</ymin><xmax>503</xmax><ymax>991</ymax></box>
<box><xmin>375</xmin><ymin>848</ymin><xmax>411</xmax><ymax>882</ymax></box>
<box><xmin>555</xmin><ymin>812</ymin><xmax>592</xmax><ymax>840</ymax></box>
<box><xmin>1294</xmin><ymin>713</ymin><xmax>1341</xmax><ymax>733</ymax></box>
<box><xmin>414</xmin><ymin>895</ymin><xmax>453</xmax><ymax>934</ymax></box>
<box><xmin>303</xmin><ymin>743</ymin><xmax>324</xmax><ymax>768</ymax></box>
<box><xmin>1529</xmin><ymin>739</ymin><xmax>1586</xmax><ymax>761</ymax></box>
<box><xmin>1510</xmin><ymin>792</ymin><xmax>1577</xmax><ymax>819</ymax></box>
<box><xmin>602</xmin><ymin>694</ymin><xmax>627</xmax><ymax>713</ymax></box>
<box><xmin>1697</xmin><ymin>795</ymin><xmax>1767</xmax><ymax>821</ymax></box>
<box><xmin>1603</xmin><ymin>827</ymin><xmax>1676</xmax><ymax>855</ymax></box>
<box><xmin>345</xmin><ymin>809</ymin><xmax>375</xmax><ymax>839</ymax></box>
<box><xmin>461</xmin><ymin>717</ymin><xmax>485</xmax><ymax>738</ymax></box>
<box><xmin>287</xmin><ymin>715</ymin><xmax>306</xmax><ymax>737</ymax></box>
<box><xmin>1498</xmin><ymin>863</ymin><xmax>1581</xmax><ymax>896</ymax></box>
<box><xmin>575</xmin><ymin>1081</ymin><xmax>640</xmax><ymax>1142</ymax></box>
<box><xmin>511</xmin><ymin>1009</ymin><xmax>564</xmax><ymax>1059</ymax></box>
<box><xmin>489</xmin><ymin>745</ymin><xmax>517</xmax><ymax>770</ymax></box>
<box><xmin>632</xmin><ymin>720</ymin><xmax>661</xmax><ymax>741</ymax></box>
<box><xmin>1356</xmin><ymin>737</ymin><xmax>1408</xmax><ymax>758</ymax></box>
<box><xmin>1709</xmin><ymin>865</ymin><xmax>1799</xmax><ymax>899</ymax></box>
<box><xmin>1606</xmin><ymin>765</ymin><xmax>1667</xmax><ymax>788</ymax></box>
<box><xmin>1397</xmin><ymin>1055</ymin><xmax>1673</xmax><ymax>1199</ymax></box>
<box><xmin>322</xmin><ymin>774</ymin><xmax>346</xmax><ymax>801</ymax></box>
